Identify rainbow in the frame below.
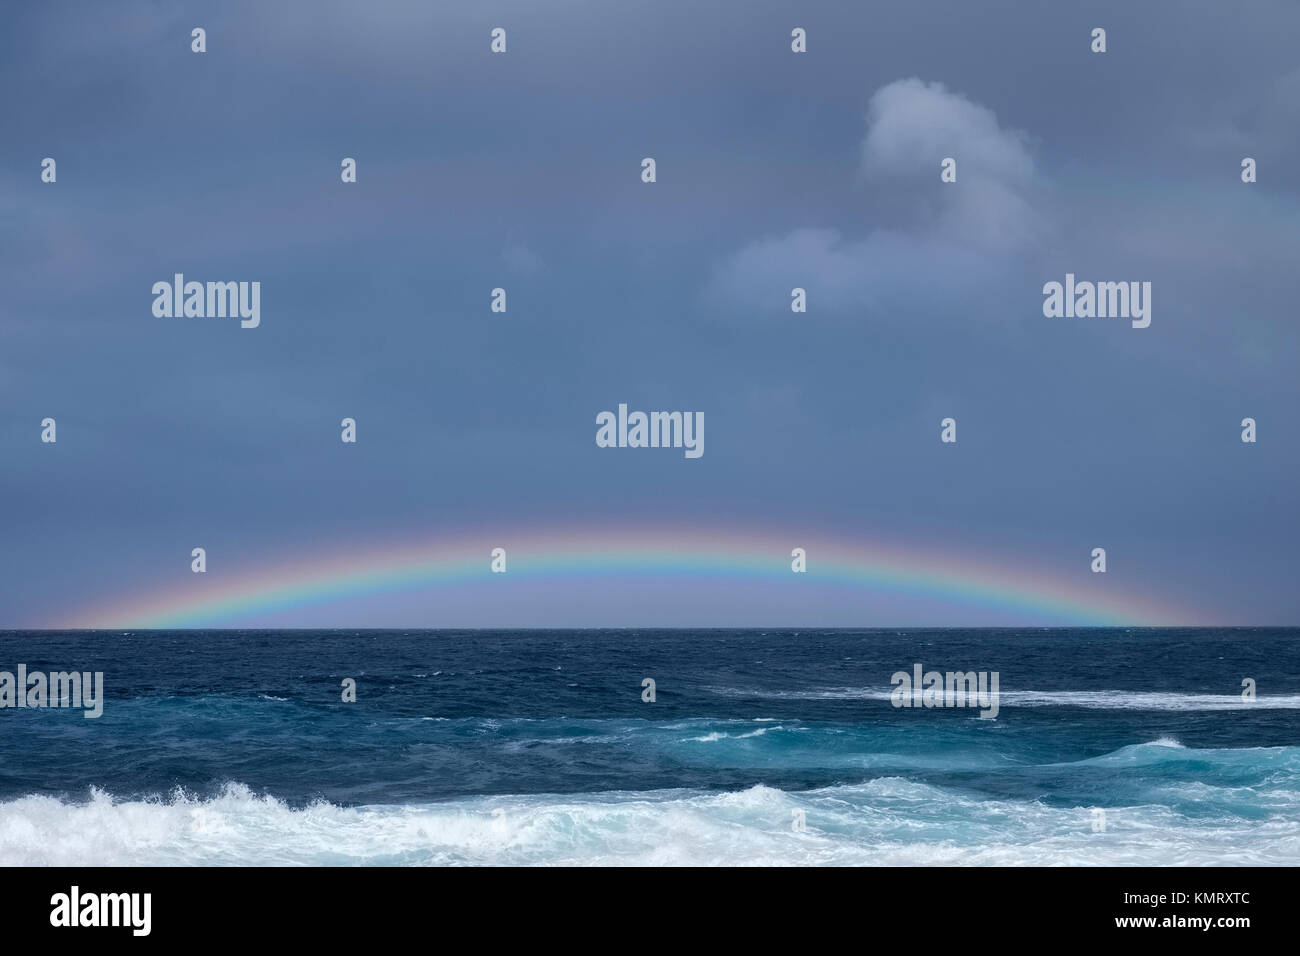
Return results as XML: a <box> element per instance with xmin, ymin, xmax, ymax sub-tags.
<box><xmin>64</xmin><ymin>525</ymin><xmax>1187</xmax><ymax>629</ymax></box>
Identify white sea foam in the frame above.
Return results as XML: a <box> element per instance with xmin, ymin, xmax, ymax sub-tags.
<box><xmin>998</xmin><ymin>691</ymin><xmax>1300</xmax><ymax>711</ymax></box>
<box><xmin>2</xmin><ymin>769</ymin><xmax>1297</xmax><ymax>867</ymax></box>
<box><xmin>709</xmin><ymin>686</ymin><xmax>1300</xmax><ymax>710</ymax></box>
<box><xmin>687</xmin><ymin>726</ymin><xmax>785</xmax><ymax>743</ymax></box>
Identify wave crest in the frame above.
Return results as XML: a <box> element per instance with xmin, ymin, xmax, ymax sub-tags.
<box><xmin>4</xmin><ymin>764</ymin><xmax>1299</xmax><ymax>866</ymax></box>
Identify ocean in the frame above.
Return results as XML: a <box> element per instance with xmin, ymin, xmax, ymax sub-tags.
<box><xmin>1</xmin><ymin>628</ymin><xmax>1297</xmax><ymax>866</ymax></box>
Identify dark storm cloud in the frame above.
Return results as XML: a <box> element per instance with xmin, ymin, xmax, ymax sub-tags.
<box><xmin>1</xmin><ymin>0</ymin><xmax>1297</xmax><ymax>624</ymax></box>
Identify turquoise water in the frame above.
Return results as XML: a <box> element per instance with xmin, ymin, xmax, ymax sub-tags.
<box><xmin>1</xmin><ymin>628</ymin><xmax>1297</xmax><ymax>865</ymax></box>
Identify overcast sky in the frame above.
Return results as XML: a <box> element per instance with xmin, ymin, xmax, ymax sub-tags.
<box><xmin>2</xmin><ymin>0</ymin><xmax>1297</xmax><ymax>627</ymax></box>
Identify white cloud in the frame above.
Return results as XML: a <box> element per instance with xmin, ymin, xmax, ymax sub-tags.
<box><xmin>708</xmin><ymin>79</ymin><xmax>1042</xmax><ymax>316</ymax></box>
<box><xmin>707</xmin><ymin>227</ymin><xmax>1004</xmax><ymax>317</ymax></box>
<box><xmin>860</xmin><ymin>78</ymin><xmax>1043</xmax><ymax>252</ymax></box>
<box><xmin>712</xmin><ymin>79</ymin><xmax>1045</xmax><ymax>317</ymax></box>
<box><xmin>503</xmin><ymin>242</ymin><xmax>545</xmax><ymax>277</ymax></box>
<box><xmin>862</xmin><ymin>79</ymin><xmax>1034</xmax><ymax>185</ymax></box>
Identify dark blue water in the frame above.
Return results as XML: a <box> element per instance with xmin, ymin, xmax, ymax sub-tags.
<box><xmin>1</xmin><ymin>628</ymin><xmax>1297</xmax><ymax>865</ymax></box>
